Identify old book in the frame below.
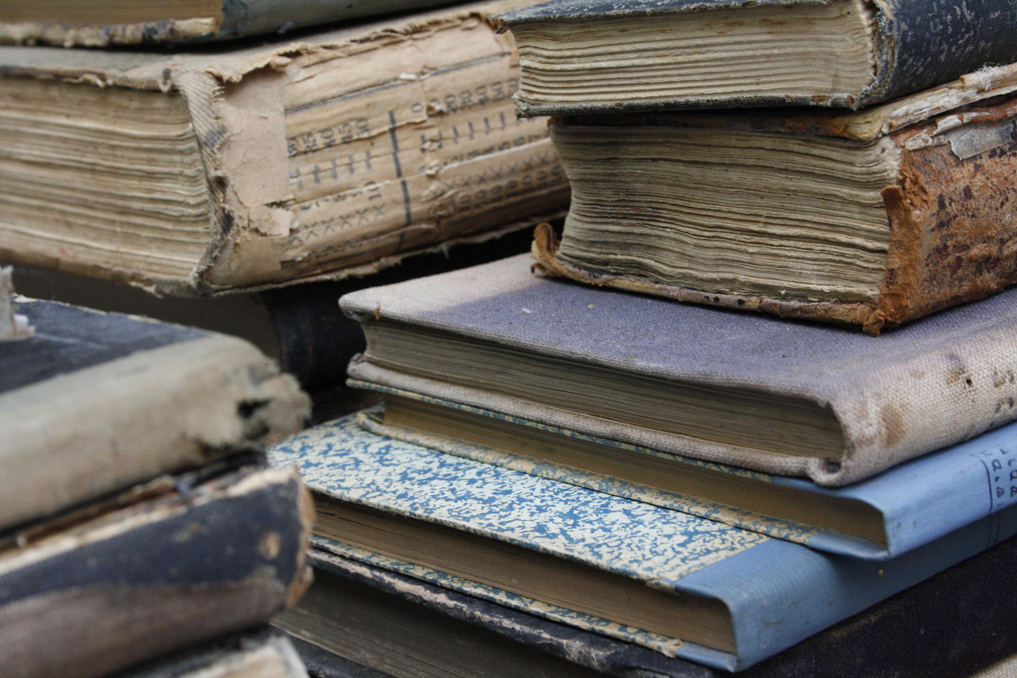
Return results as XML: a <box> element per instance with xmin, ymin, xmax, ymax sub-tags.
<box><xmin>0</xmin><ymin>463</ymin><xmax>314</xmax><ymax>678</ymax></box>
<box><xmin>110</xmin><ymin>627</ymin><xmax>309</xmax><ymax>678</ymax></box>
<box><xmin>340</xmin><ymin>254</ymin><xmax>1017</xmax><ymax>486</ymax></box>
<box><xmin>351</xmin><ymin>396</ymin><xmax>1017</xmax><ymax>559</ymax></box>
<box><xmin>0</xmin><ymin>291</ymin><xmax>309</xmax><ymax>531</ymax></box>
<box><xmin>268</xmin><ymin>414</ymin><xmax>1017</xmax><ymax>671</ymax></box>
<box><xmin>8</xmin><ymin>224</ymin><xmax>537</xmax><ymax>393</ymax></box>
<box><xmin>279</xmin><ymin>536</ymin><xmax>1017</xmax><ymax>678</ymax></box>
<box><xmin>495</xmin><ymin>0</ymin><xmax>1017</xmax><ymax>115</ymax></box>
<box><xmin>0</xmin><ymin>0</ymin><xmax>459</xmax><ymax>48</ymax></box>
<box><xmin>531</xmin><ymin>66</ymin><xmax>1017</xmax><ymax>334</ymax></box>
<box><xmin>0</xmin><ymin>0</ymin><xmax>568</xmax><ymax>295</ymax></box>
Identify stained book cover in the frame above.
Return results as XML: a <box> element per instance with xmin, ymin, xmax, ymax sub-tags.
<box><xmin>341</xmin><ymin>254</ymin><xmax>1017</xmax><ymax>486</ymax></box>
<box><xmin>268</xmin><ymin>414</ymin><xmax>1017</xmax><ymax>671</ymax></box>
<box><xmin>0</xmin><ymin>0</ymin><xmax>568</xmax><ymax>295</ymax></box>
<box><xmin>531</xmin><ymin>65</ymin><xmax>1017</xmax><ymax>334</ymax></box>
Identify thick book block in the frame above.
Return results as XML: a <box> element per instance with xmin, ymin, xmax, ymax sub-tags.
<box><xmin>495</xmin><ymin>0</ymin><xmax>1017</xmax><ymax>115</ymax></box>
<box><xmin>340</xmin><ymin>254</ymin><xmax>1017</xmax><ymax>486</ymax></box>
<box><xmin>0</xmin><ymin>464</ymin><xmax>314</xmax><ymax>678</ymax></box>
<box><xmin>0</xmin><ymin>0</ymin><xmax>567</xmax><ymax>295</ymax></box>
<box><xmin>355</xmin><ymin>397</ymin><xmax>1017</xmax><ymax>559</ymax></box>
<box><xmin>280</xmin><ymin>537</ymin><xmax>1017</xmax><ymax>678</ymax></box>
<box><xmin>0</xmin><ymin>0</ymin><xmax>460</xmax><ymax>48</ymax></box>
<box><xmin>531</xmin><ymin>66</ymin><xmax>1017</xmax><ymax>334</ymax></box>
<box><xmin>0</xmin><ymin>293</ymin><xmax>309</xmax><ymax>531</ymax></box>
<box><xmin>267</xmin><ymin>414</ymin><xmax>1017</xmax><ymax>671</ymax></box>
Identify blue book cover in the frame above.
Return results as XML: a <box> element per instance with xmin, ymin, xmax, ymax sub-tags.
<box><xmin>268</xmin><ymin>414</ymin><xmax>1017</xmax><ymax>671</ymax></box>
<box><xmin>350</xmin><ymin>389</ymin><xmax>1017</xmax><ymax>560</ymax></box>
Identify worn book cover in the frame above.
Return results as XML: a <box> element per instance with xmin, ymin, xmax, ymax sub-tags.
<box><xmin>110</xmin><ymin>627</ymin><xmax>309</xmax><ymax>678</ymax></box>
<box><xmin>268</xmin><ymin>414</ymin><xmax>1017</xmax><ymax>671</ymax></box>
<box><xmin>0</xmin><ymin>0</ymin><xmax>568</xmax><ymax>295</ymax></box>
<box><xmin>353</xmin><ymin>395</ymin><xmax>1017</xmax><ymax>559</ymax></box>
<box><xmin>0</xmin><ymin>0</ymin><xmax>460</xmax><ymax>48</ymax></box>
<box><xmin>341</xmin><ymin>254</ymin><xmax>1017</xmax><ymax>486</ymax></box>
<box><xmin>531</xmin><ymin>65</ymin><xmax>1017</xmax><ymax>334</ymax></box>
<box><xmin>0</xmin><ymin>464</ymin><xmax>314</xmax><ymax>678</ymax></box>
<box><xmin>496</xmin><ymin>0</ymin><xmax>1017</xmax><ymax>115</ymax></box>
<box><xmin>0</xmin><ymin>293</ymin><xmax>309</xmax><ymax>531</ymax></box>
<box><xmin>280</xmin><ymin>537</ymin><xmax>1017</xmax><ymax>678</ymax></box>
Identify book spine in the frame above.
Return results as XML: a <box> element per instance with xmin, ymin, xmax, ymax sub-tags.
<box><xmin>194</xmin><ymin>4</ymin><xmax>568</xmax><ymax>292</ymax></box>
<box><xmin>0</xmin><ymin>466</ymin><xmax>314</xmax><ymax>678</ymax></box>
<box><xmin>865</xmin><ymin>0</ymin><xmax>1017</xmax><ymax>106</ymax></box>
<box><xmin>876</xmin><ymin>103</ymin><xmax>1017</xmax><ymax>328</ymax></box>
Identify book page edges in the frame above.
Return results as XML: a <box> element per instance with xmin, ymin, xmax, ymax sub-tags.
<box><xmin>0</xmin><ymin>0</ymin><xmax>551</xmax><ymax>294</ymax></box>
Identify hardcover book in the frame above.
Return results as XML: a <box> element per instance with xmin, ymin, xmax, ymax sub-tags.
<box><xmin>267</xmin><ymin>414</ymin><xmax>1017</xmax><ymax>671</ymax></box>
<box><xmin>0</xmin><ymin>0</ymin><xmax>460</xmax><ymax>48</ymax></box>
<box><xmin>354</xmin><ymin>395</ymin><xmax>1017</xmax><ymax>559</ymax></box>
<box><xmin>0</xmin><ymin>0</ymin><xmax>568</xmax><ymax>295</ymax></box>
<box><xmin>340</xmin><ymin>254</ymin><xmax>1017</xmax><ymax>486</ymax></box>
<box><xmin>278</xmin><ymin>536</ymin><xmax>1017</xmax><ymax>678</ymax></box>
<box><xmin>531</xmin><ymin>65</ymin><xmax>1017</xmax><ymax>334</ymax></box>
<box><xmin>0</xmin><ymin>291</ymin><xmax>309</xmax><ymax>531</ymax></box>
<box><xmin>0</xmin><ymin>463</ymin><xmax>314</xmax><ymax>678</ymax></box>
<box><xmin>494</xmin><ymin>0</ymin><xmax>1017</xmax><ymax>115</ymax></box>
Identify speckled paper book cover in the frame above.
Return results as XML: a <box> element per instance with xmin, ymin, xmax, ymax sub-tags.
<box><xmin>268</xmin><ymin>414</ymin><xmax>1017</xmax><ymax>670</ymax></box>
<box><xmin>352</xmin><ymin>391</ymin><xmax>1017</xmax><ymax>561</ymax></box>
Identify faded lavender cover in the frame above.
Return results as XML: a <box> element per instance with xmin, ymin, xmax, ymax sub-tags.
<box><xmin>353</xmin><ymin>392</ymin><xmax>1017</xmax><ymax>560</ymax></box>
<box><xmin>268</xmin><ymin>414</ymin><xmax>1017</xmax><ymax>671</ymax></box>
<box><xmin>496</xmin><ymin>0</ymin><xmax>1017</xmax><ymax>114</ymax></box>
<box><xmin>341</xmin><ymin>254</ymin><xmax>1017</xmax><ymax>486</ymax></box>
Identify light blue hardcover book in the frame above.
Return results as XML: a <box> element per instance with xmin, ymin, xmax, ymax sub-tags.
<box><xmin>349</xmin><ymin>388</ymin><xmax>1017</xmax><ymax>560</ymax></box>
<box><xmin>268</xmin><ymin>413</ymin><xmax>1017</xmax><ymax>671</ymax></box>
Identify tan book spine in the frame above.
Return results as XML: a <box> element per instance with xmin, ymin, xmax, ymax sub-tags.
<box><xmin>0</xmin><ymin>1</ymin><xmax>567</xmax><ymax>294</ymax></box>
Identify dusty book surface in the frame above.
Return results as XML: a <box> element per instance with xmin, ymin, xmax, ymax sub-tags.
<box><xmin>341</xmin><ymin>254</ymin><xmax>1017</xmax><ymax>486</ymax></box>
<box><xmin>0</xmin><ymin>0</ymin><xmax>568</xmax><ymax>295</ymax></box>
<box><xmin>0</xmin><ymin>296</ymin><xmax>309</xmax><ymax>531</ymax></box>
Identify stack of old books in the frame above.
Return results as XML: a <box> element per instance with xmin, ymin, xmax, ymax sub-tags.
<box><xmin>0</xmin><ymin>268</ymin><xmax>313</xmax><ymax>678</ymax></box>
<box><xmin>0</xmin><ymin>0</ymin><xmax>569</xmax><ymax>419</ymax></box>
<box><xmin>267</xmin><ymin>0</ymin><xmax>1017</xmax><ymax>676</ymax></box>
<box><xmin>0</xmin><ymin>1</ymin><xmax>578</xmax><ymax>675</ymax></box>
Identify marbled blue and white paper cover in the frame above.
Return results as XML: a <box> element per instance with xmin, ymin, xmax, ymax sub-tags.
<box><xmin>270</xmin><ymin>413</ymin><xmax>768</xmax><ymax>581</ymax></box>
<box><xmin>353</xmin><ymin>388</ymin><xmax>1017</xmax><ymax>560</ymax></box>
<box><xmin>269</xmin><ymin>412</ymin><xmax>1017</xmax><ymax>670</ymax></box>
